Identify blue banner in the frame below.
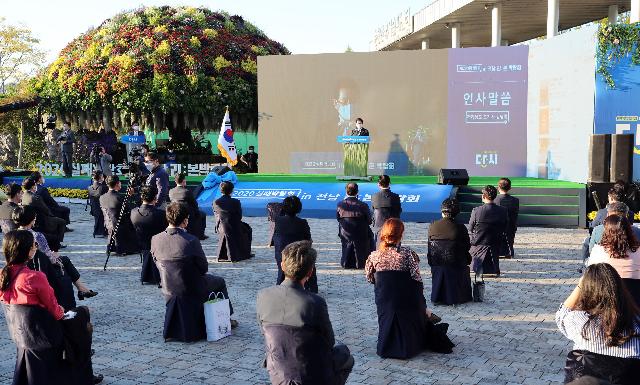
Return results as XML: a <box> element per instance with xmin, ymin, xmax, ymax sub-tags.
<box><xmin>594</xmin><ymin>51</ymin><xmax>640</xmax><ymax>180</ymax></box>
<box><xmin>197</xmin><ymin>181</ymin><xmax>453</xmax><ymax>222</ymax></box>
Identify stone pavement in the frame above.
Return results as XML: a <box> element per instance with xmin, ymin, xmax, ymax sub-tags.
<box><xmin>0</xmin><ymin>204</ymin><xmax>586</xmax><ymax>385</ymax></box>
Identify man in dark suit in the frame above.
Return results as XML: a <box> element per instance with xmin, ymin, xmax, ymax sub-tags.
<box><xmin>468</xmin><ymin>185</ymin><xmax>509</xmax><ymax>277</ymax></box>
<box><xmin>151</xmin><ymin>202</ymin><xmax>236</xmax><ymax>325</ymax></box>
<box><xmin>240</xmin><ymin>146</ymin><xmax>259</xmax><ymax>173</ymax></box>
<box><xmin>213</xmin><ymin>181</ymin><xmax>253</xmax><ymax>262</ymax></box>
<box><xmin>99</xmin><ymin>175</ymin><xmax>139</xmax><ymax>255</ymax></box>
<box><xmin>273</xmin><ymin>196</ymin><xmax>314</xmax><ymax>291</ymax></box>
<box><xmin>0</xmin><ymin>183</ymin><xmax>22</xmax><ymax>233</ymax></box>
<box><xmin>55</xmin><ymin>121</ymin><xmax>75</xmax><ymax>178</ymax></box>
<box><xmin>591</xmin><ymin>186</ymin><xmax>635</xmax><ymax>228</ymax></box>
<box><xmin>337</xmin><ymin>183</ymin><xmax>373</xmax><ymax>269</ymax></box>
<box><xmin>31</xmin><ymin>171</ymin><xmax>72</xmax><ymax>229</ymax></box>
<box><xmin>257</xmin><ymin>241</ymin><xmax>354</xmax><ymax>385</ymax></box>
<box><xmin>131</xmin><ymin>185</ymin><xmax>168</xmax><ymax>251</ymax></box>
<box><xmin>21</xmin><ymin>177</ymin><xmax>66</xmax><ymax>244</ymax></box>
<box><xmin>350</xmin><ymin>117</ymin><xmax>369</xmax><ymax>136</ymax></box>
<box><xmin>494</xmin><ymin>177</ymin><xmax>519</xmax><ymax>258</ymax></box>
<box><xmin>88</xmin><ymin>170</ymin><xmax>108</xmax><ymax>237</ymax></box>
<box><xmin>144</xmin><ymin>151</ymin><xmax>169</xmax><ymax>209</ymax></box>
<box><xmin>169</xmin><ymin>173</ymin><xmax>207</xmax><ymax>240</ymax></box>
<box><xmin>371</xmin><ymin>175</ymin><xmax>402</xmax><ymax>246</ymax></box>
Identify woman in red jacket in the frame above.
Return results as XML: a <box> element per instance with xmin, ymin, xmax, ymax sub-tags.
<box><xmin>0</xmin><ymin>229</ymin><xmax>64</xmax><ymax>319</ymax></box>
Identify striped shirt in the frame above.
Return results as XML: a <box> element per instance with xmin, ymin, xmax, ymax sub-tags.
<box><xmin>556</xmin><ymin>305</ymin><xmax>640</xmax><ymax>358</ymax></box>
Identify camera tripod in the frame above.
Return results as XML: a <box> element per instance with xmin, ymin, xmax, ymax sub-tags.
<box><xmin>103</xmin><ymin>176</ymin><xmax>142</xmax><ymax>270</ymax></box>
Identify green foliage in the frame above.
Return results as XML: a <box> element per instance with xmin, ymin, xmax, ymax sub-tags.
<box><xmin>596</xmin><ymin>21</ymin><xmax>640</xmax><ymax>88</ymax></box>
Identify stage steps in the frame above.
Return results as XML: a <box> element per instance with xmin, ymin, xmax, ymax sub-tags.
<box><xmin>455</xmin><ymin>186</ymin><xmax>587</xmax><ymax>228</ymax></box>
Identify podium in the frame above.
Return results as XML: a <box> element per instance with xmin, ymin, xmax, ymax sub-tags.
<box><xmin>337</xmin><ymin>136</ymin><xmax>372</xmax><ymax>181</ymax></box>
<box><xmin>121</xmin><ymin>134</ymin><xmax>146</xmax><ymax>163</ymax></box>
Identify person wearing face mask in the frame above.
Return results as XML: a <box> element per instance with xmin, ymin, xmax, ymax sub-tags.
<box><xmin>55</xmin><ymin>121</ymin><xmax>75</xmax><ymax>178</ymax></box>
<box><xmin>128</xmin><ymin>121</ymin><xmax>143</xmax><ymax>136</ymax></box>
<box><xmin>351</xmin><ymin>117</ymin><xmax>369</xmax><ymax>137</ymax></box>
<box><xmin>144</xmin><ymin>152</ymin><xmax>169</xmax><ymax>209</ymax></box>
<box><xmin>240</xmin><ymin>146</ymin><xmax>259</xmax><ymax>173</ymax></box>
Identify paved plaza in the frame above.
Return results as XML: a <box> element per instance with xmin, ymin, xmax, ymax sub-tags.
<box><xmin>0</xmin><ymin>204</ymin><xmax>586</xmax><ymax>385</ymax></box>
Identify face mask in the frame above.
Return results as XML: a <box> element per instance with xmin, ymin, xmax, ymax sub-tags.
<box><xmin>144</xmin><ymin>162</ymin><xmax>154</xmax><ymax>169</ymax></box>
<box><xmin>133</xmin><ymin>125</ymin><xmax>140</xmax><ymax>131</ymax></box>
<box><xmin>248</xmin><ymin>150</ymin><xmax>254</xmax><ymax>153</ymax></box>
<box><xmin>356</xmin><ymin>123</ymin><xmax>362</xmax><ymax>128</ymax></box>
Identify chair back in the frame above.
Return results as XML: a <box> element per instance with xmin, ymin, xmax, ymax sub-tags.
<box><xmin>155</xmin><ymin>258</ymin><xmax>204</xmax><ymax>299</ymax></box>
<box><xmin>261</xmin><ymin>323</ymin><xmax>334</xmax><ymax>385</ymax></box>
<box><xmin>3</xmin><ymin>304</ymin><xmax>64</xmax><ymax>350</ymax></box>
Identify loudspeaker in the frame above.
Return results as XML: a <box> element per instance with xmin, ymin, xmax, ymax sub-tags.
<box><xmin>610</xmin><ymin>134</ymin><xmax>634</xmax><ymax>183</ymax></box>
<box><xmin>588</xmin><ymin>134</ymin><xmax>611</xmax><ymax>183</ymax></box>
<box><xmin>212</xmin><ymin>165</ymin><xmax>232</xmax><ymax>176</ymax></box>
<box><xmin>438</xmin><ymin>169</ymin><xmax>469</xmax><ymax>185</ymax></box>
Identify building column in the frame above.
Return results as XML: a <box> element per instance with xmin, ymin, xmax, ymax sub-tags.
<box><xmin>451</xmin><ymin>23</ymin><xmax>461</xmax><ymax>48</ymax></box>
<box><xmin>632</xmin><ymin>0</ymin><xmax>640</xmax><ymax>24</ymax></box>
<box><xmin>608</xmin><ymin>5</ymin><xmax>619</xmax><ymax>24</ymax></box>
<box><xmin>547</xmin><ymin>0</ymin><xmax>559</xmax><ymax>38</ymax></box>
<box><xmin>421</xmin><ymin>39</ymin><xmax>430</xmax><ymax>50</ymax></box>
<box><xmin>491</xmin><ymin>3</ymin><xmax>502</xmax><ymax>47</ymax></box>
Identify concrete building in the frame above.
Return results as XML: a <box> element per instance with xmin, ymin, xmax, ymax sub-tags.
<box><xmin>371</xmin><ymin>0</ymin><xmax>635</xmax><ymax>51</ymax></box>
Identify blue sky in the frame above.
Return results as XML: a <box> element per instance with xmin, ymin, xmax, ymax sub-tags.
<box><xmin>2</xmin><ymin>0</ymin><xmax>430</xmax><ymax>63</ymax></box>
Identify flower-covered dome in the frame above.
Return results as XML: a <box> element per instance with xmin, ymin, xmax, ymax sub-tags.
<box><xmin>35</xmin><ymin>6</ymin><xmax>289</xmax><ymax>132</ymax></box>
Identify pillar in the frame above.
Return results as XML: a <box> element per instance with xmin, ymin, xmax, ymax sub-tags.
<box><xmin>491</xmin><ymin>3</ymin><xmax>502</xmax><ymax>47</ymax></box>
<box><xmin>608</xmin><ymin>5</ymin><xmax>619</xmax><ymax>24</ymax></box>
<box><xmin>451</xmin><ymin>23</ymin><xmax>461</xmax><ymax>48</ymax></box>
<box><xmin>632</xmin><ymin>0</ymin><xmax>640</xmax><ymax>24</ymax></box>
<box><xmin>547</xmin><ymin>0</ymin><xmax>559</xmax><ymax>38</ymax></box>
<box><xmin>421</xmin><ymin>39</ymin><xmax>430</xmax><ymax>50</ymax></box>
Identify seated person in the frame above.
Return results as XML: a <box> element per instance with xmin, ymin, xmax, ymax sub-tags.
<box><xmin>99</xmin><ymin>176</ymin><xmax>139</xmax><ymax>256</ymax></box>
<box><xmin>592</xmin><ymin>187</ymin><xmax>635</xmax><ymax>229</ymax></box>
<box><xmin>557</xmin><ymin>263</ymin><xmax>640</xmax><ymax>384</ymax></box>
<box><xmin>468</xmin><ymin>185</ymin><xmax>508</xmax><ymax>277</ymax></box>
<box><xmin>337</xmin><ymin>183</ymin><xmax>373</xmax><ymax>269</ymax></box>
<box><xmin>131</xmin><ymin>185</ymin><xmax>167</xmax><ymax>285</ymax></box>
<box><xmin>494</xmin><ymin>177</ymin><xmax>519</xmax><ymax>258</ymax></box>
<box><xmin>257</xmin><ymin>241</ymin><xmax>354</xmax><ymax>385</ymax></box>
<box><xmin>0</xmin><ymin>183</ymin><xmax>22</xmax><ymax>233</ymax></box>
<box><xmin>169</xmin><ymin>173</ymin><xmax>207</xmax><ymax>240</ymax></box>
<box><xmin>30</xmin><ymin>171</ymin><xmax>72</xmax><ymax>230</ymax></box>
<box><xmin>428</xmin><ymin>198</ymin><xmax>473</xmax><ymax>305</ymax></box>
<box><xmin>588</xmin><ymin>215</ymin><xmax>640</xmax><ymax>306</ymax></box>
<box><xmin>213</xmin><ymin>181</ymin><xmax>253</xmax><ymax>262</ymax></box>
<box><xmin>151</xmin><ymin>202</ymin><xmax>237</xmax><ymax>326</ymax></box>
<box><xmin>21</xmin><ymin>177</ymin><xmax>66</xmax><ymax>247</ymax></box>
<box><xmin>365</xmin><ymin>218</ymin><xmax>454</xmax><ymax>358</ymax></box>
<box><xmin>588</xmin><ymin>202</ymin><xmax>640</xmax><ymax>254</ymax></box>
<box><xmin>366</xmin><ymin>218</ymin><xmax>441</xmax><ymax>323</ymax></box>
<box><xmin>88</xmin><ymin>170</ymin><xmax>108</xmax><ymax>238</ymax></box>
<box><xmin>13</xmin><ymin>206</ymin><xmax>97</xmax><ymax>301</ymax></box>
<box><xmin>272</xmin><ymin>196</ymin><xmax>315</xmax><ymax>292</ymax></box>
<box><xmin>0</xmin><ymin>230</ymin><xmax>103</xmax><ymax>384</ymax></box>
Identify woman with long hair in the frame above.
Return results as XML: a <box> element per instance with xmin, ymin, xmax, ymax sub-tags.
<box><xmin>365</xmin><ymin>218</ymin><xmax>440</xmax><ymax>323</ymax></box>
<box><xmin>13</xmin><ymin>205</ymin><xmax>97</xmax><ymax>300</ymax></box>
<box><xmin>0</xmin><ymin>230</ymin><xmax>64</xmax><ymax>320</ymax></box>
<box><xmin>557</xmin><ymin>263</ymin><xmax>640</xmax><ymax>383</ymax></box>
<box><xmin>588</xmin><ymin>214</ymin><xmax>640</xmax><ymax>305</ymax></box>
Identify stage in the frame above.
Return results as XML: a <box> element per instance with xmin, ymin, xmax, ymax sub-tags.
<box><xmin>1</xmin><ymin>173</ymin><xmax>586</xmax><ymax>227</ymax></box>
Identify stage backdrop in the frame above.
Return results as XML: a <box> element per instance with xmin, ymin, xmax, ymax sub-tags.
<box><xmin>258</xmin><ymin>47</ymin><xmax>529</xmax><ymax>176</ymax></box>
<box><xmin>526</xmin><ymin>24</ymin><xmax>597</xmax><ymax>183</ymax></box>
<box><xmin>594</xmin><ymin>38</ymin><xmax>640</xmax><ymax>181</ymax></box>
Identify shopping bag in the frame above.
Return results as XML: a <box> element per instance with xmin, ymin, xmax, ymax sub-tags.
<box><xmin>204</xmin><ymin>292</ymin><xmax>231</xmax><ymax>341</ymax></box>
<box><xmin>472</xmin><ymin>275</ymin><xmax>485</xmax><ymax>302</ymax></box>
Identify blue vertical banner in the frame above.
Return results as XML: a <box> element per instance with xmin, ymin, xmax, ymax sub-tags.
<box><xmin>594</xmin><ymin>50</ymin><xmax>640</xmax><ymax>180</ymax></box>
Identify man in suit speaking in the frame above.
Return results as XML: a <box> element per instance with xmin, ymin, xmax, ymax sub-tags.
<box><xmin>351</xmin><ymin>117</ymin><xmax>369</xmax><ymax>136</ymax></box>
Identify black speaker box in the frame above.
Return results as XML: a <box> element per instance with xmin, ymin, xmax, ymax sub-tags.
<box><xmin>438</xmin><ymin>169</ymin><xmax>469</xmax><ymax>185</ymax></box>
<box><xmin>610</xmin><ymin>134</ymin><xmax>634</xmax><ymax>183</ymax></box>
<box><xmin>588</xmin><ymin>134</ymin><xmax>611</xmax><ymax>183</ymax></box>
<box><xmin>212</xmin><ymin>165</ymin><xmax>232</xmax><ymax>176</ymax></box>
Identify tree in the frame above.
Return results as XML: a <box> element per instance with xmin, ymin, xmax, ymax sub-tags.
<box><xmin>0</xmin><ymin>17</ymin><xmax>45</xmax><ymax>94</ymax></box>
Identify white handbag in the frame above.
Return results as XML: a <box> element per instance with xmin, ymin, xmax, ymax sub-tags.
<box><xmin>203</xmin><ymin>292</ymin><xmax>232</xmax><ymax>341</ymax></box>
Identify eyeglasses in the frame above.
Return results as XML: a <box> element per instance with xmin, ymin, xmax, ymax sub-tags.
<box><xmin>32</xmin><ymin>242</ymin><xmax>39</xmax><ymax>249</ymax></box>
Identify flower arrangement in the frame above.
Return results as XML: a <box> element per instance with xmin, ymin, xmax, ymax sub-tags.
<box><xmin>34</xmin><ymin>6</ymin><xmax>289</xmax><ymax>132</ymax></box>
<box><xmin>596</xmin><ymin>19</ymin><xmax>640</xmax><ymax>88</ymax></box>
